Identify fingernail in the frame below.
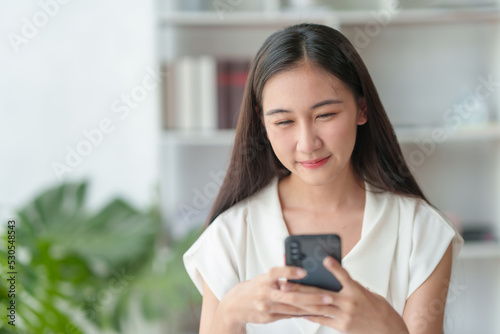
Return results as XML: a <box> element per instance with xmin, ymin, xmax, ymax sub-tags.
<box><xmin>324</xmin><ymin>256</ymin><xmax>335</xmax><ymax>267</ymax></box>
<box><xmin>323</xmin><ymin>295</ymin><xmax>333</xmax><ymax>304</ymax></box>
<box><xmin>296</xmin><ymin>268</ymin><xmax>307</xmax><ymax>277</ymax></box>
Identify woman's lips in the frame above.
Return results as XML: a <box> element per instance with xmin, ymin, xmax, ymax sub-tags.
<box><xmin>298</xmin><ymin>155</ymin><xmax>331</xmax><ymax>169</ymax></box>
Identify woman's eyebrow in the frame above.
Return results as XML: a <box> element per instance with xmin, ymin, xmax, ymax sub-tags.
<box><xmin>311</xmin><ymin>99</ymin><xmax>343</xmax><ymax>109</ymax></box>
<box><xmin>264</xmin><ymin>99</ymin><xmax>343</xmax><ymax>116</ymax></box>
<box><xmin>265</xmin><ymin>108</ymin><xmax>291</xmax><ymax>116</ymax></box>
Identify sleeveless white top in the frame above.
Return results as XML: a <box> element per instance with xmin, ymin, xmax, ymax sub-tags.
<box><xmin>183</xmin><ymin>177</ymin><xmax>463</xmax><ymax>334</ymax></box>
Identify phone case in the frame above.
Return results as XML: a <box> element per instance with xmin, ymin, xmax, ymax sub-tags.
<box><xmin>285</xmin><ymin>234</ymin><xmax>342</xmax><ymax>291</ymax></box>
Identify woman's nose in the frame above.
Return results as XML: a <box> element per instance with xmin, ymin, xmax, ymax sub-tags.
<box><xmin>296</xmin><ymin>124</ymin><xmax>322</xmax><ymax>154</ymax></box>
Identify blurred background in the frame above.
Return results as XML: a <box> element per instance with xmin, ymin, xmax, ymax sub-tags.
<box><xmin>1</xmin><ymin>0</ymin><xmax>500</xmax><ymax>333</ymax></box>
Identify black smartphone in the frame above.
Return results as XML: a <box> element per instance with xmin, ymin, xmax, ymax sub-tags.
<box><xmin>285</xmin><ymin>234</ymin><xmax>342</xmax><ymax>292</ymax></box>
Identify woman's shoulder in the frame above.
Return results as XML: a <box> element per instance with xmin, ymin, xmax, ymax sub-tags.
<box><xmin>372</xmin><ymin>187</ymin><xmax>463</xmax><ymax>264</ymax></box>
<box><xmin>185</xmin><ymin>179</ymin><xmax>278</xmax><ymax>261</ymax></box>
<box><xmin>381</xmin><ymin>189</ymin><xmax>461</xmax><ymax>244</ymax></box>
<box><xmin>208</xmin><ymin>177</ymin><xmax>279</xmax><ymax>232</ymax></box>
<box><xmin>394</xmin><ymin>192</ymin><xmax>448</xmax><ymax>224</ymax></box>
<box><xmin>369</xmin><ymin>185</ymin><xmax>454</xmax><ymax>230</ymax></box>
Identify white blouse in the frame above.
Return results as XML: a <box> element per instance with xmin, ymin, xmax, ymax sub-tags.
<box><xmin>183</xmin><ymin>177</ymin><xmax>463</xmax><ymax>334</ymax></box>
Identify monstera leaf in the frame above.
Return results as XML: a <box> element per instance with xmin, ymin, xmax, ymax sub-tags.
<box><xmin>0</xmin><ymin>181</ymin><xmax>159</xmax><ymax>333</ymax></box>
<box><xmin>0</xmin><ymin>181</ymin><xmax>203</xmax><ymax>334</ymax></box>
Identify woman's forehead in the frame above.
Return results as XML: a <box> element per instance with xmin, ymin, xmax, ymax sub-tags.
<box><xmin>262</xmin><ymin>65</ymin><xmax>352</xmax><ymax>108</ymax></box>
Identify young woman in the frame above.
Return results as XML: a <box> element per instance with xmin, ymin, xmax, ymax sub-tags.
<box><xmin>183</xmin><ymin>23</ymin><xmax>463</xmax><ymax>334</ymax></box>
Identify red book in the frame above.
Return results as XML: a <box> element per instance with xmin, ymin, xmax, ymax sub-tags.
<box><xmin>217</xmin><ymin>60</ymin><xmax>231</xmax><ymax>129</ymax></box>
<box><xmin>217</xmin><ymin>59</ymin><xmax>250</xmax><ymax>129</ymax></box>
<box><xmin>228</xmin><ymin>60</ymin><xmax>250</xmax><ymax>128</ymax></box>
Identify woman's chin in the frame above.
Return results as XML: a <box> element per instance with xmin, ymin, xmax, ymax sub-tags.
<box><xmin>291</xmin><ymin>171</ymin><xmax>340</xmax><ymax>187</ymax></box>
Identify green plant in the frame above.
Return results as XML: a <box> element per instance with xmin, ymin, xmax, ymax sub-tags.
<box><xmin>0</xmin><ymin>181</ymin><xmax>202</xmax><ymax>334</ymax></box>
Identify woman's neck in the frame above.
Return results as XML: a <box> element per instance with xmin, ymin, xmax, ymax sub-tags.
<box><xmin>279</xmin><ymin>165</ymin><xmax>365</xmax><ymax>214</ymax></box>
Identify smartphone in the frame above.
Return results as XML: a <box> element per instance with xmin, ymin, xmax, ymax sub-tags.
<box><xmin>285</xmin><ymin>234</ymin><xmax>342</xmax><ymax>292</ymax></box>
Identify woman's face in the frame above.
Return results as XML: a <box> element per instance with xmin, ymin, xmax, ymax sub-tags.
<box><xmin>262</xmin><ymin>63</ymin><xmax>367</xmax><ymax>186</ymax></box>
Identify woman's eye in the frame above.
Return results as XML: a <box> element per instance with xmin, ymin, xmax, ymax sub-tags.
<box><xmin>317</xmin><ymin>113</ymin><xmax>337</xmax><ymax>119</ymax></box>
<box><xmin>276</xmin><ymin>120</ymin><xmax>293</xmax><ymax>126</ymax></box>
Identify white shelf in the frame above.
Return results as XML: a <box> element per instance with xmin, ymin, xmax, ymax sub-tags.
<box><xmin>159</xmin><ymin>7</ymin><xmax>500</xmax><ymax>27</ymax></box>
<box><xmin>395</xmin><ymin>123</ymin><xmax>500</xmax><ymax>144</ymax></box>
<box><xmin>459</xmin><ymin>242</ymin><xmax>500</xmax><ymax>260</ymax></box>
<box><xmin>338</xmin><ymin>7</ymin><xmax>500</xmax><ymax>25</ymax></box>
<box><xmin>163</xmin><ymin>129</ymin><xmax>235</xmax><ymax>146</ymax></box>
<box><xmin>162</xmin><ymin>123</ymin><xmax>500</xmax><ymax>147</ymax></box>
<box><xmin>159</xmin><ymin>11</ymin><xmax>338</xmax><ymax>27</ymax></box>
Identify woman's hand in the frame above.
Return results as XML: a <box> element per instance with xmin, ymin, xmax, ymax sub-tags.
<box><xmin>217</xmin><ymin>265</ymin><xmax>335</xmax><ymax>331</ymax></box>
<box><xmin>279</xmin><ymin>256</ymin><xmax>409</xmax><ymax>334</ymax></box>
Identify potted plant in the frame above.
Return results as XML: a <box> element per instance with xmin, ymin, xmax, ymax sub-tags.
<box><xmin>0</xmin><ymin>181</ymin><xmax>202</xmax><ymax>333</ymax></box>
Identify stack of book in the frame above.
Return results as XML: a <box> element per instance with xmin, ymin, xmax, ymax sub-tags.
<box><xmin>461</xmin><ymin>224</ymin><xmax>497</xmax><ymax>243</ymax></box>
<box><xmin>162</xmin><ymin>56</ymin><xmax>250</xmax><ymax>130</ymax></box>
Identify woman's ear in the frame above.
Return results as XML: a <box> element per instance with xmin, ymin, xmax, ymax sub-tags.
<box><xmin>357</xmin><ymin>97</ymin><xmax>368</xmax><ymax>125</ymax></box>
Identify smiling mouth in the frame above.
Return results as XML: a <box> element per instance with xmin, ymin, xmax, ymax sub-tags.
<box><xmin>298</xmin><ymin>155</ymin><xmax>331</xmax><ymax>169</ymax></box>
<box><xmin>300</xmin><ymin>156</ymin><xmax>329</xmax><ymax>164</ymax></box>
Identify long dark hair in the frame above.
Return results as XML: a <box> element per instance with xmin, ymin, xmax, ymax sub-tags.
<box><xmin>204</xmin><ymin>23</ymin><xmax>427</xmax><ymax>228</ymax></box>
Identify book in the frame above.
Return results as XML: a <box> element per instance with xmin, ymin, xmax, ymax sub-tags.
<box><xmin>177</xmin><ymin>56</ymin><xmax>198</xmax><ymax>130</ymax></box>
<box><xmin>228</xmin><ymin>59</ymin><xmax>249</xmax><ymax>128</ymax></box>
<box><xmin>217</xmin><ymin>59</ymin><xmax>250</xmax><ymax>129</ymax></box>
<box><xmin>217</xmin><ymin>59</ymin><xmax>231</xmax><ymax>129</ymax></box>
<box><xmin>162</xmin><ymin>62</ymin><xmax>177</xmax><ymax>129</ymax></box>
<box><xmin>199</xmin><ymin>56</ymin><xmax>217</xmax><ymax>130</ymax></box>
<box><xmin>162</xmin><ymin>56</ymin><xmax>250</xmax><ymax>130</ymax></box>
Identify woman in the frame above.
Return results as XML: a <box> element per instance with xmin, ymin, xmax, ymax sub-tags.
<box><xmin>183</xmin><ymin>23</ymin><xmax>463</xmax><ymax>334</ymax></box>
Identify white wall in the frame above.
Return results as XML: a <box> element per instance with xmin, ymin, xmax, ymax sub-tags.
<box><xmin>0</xmin><ymin>0</ymin><xmax>160</xmax><ymax>216</ymax></box>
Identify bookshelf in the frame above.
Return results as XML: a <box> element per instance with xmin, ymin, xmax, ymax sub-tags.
<box><xmin>460</xmin><ymin>242</ymin><xmax>500</xmax><ymax>260</ymax></box>
<box><xmin>159</xmin><ymin>7</ymin><xmax>500</xmax><ymax>27</ymax></box>
<box><xmin>163</xmin><ymin>123</ymin><xmax>500</xmax><ymax>146</ymax></box>
<box><xmin>162</xmin><ymin>129</ymin><xmax>235</xmax><ymax>146</ymax></box>
<box><xmin>159</xmin><ymin>11</ymin><xmax>338</xmax><ymax>27</ymax></box>
<box><xmin>159</xmin><ymin>1</ymin><xmax>500</xmax><ymax>332</ymax></box>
